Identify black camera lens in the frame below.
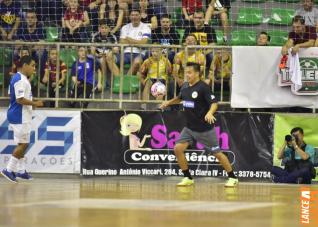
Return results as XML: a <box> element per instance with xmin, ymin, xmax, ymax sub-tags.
<box><xmin>285</xmin><ymin>135</ymin><xmax>292</xmax><ymax>142</ymax></box>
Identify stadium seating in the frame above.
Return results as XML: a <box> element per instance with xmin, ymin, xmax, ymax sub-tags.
<box><xmin>0</xmin><ymin>48</ymin><xmax>13</xmax><ymax>67</ymax></box>
<box><xmin>215</xmin><ymin>30</ymin><xmax>225</xmax><ymax>45</ymax></box>
<box><xmin>45</xmin><ymin>27</ymin><xmax>59</xmax><ymax>42</ymax></box>
<box><xmin>268</xmin><ymin>30</ymin><xmax>289</xmax><ymax>46</ymax></box>
<box><xmin>274</xmin><ymin>0</ymin><xmax>300</xmax><ymax>2</ymax></box>
<box><xmin>176</xmin><ymin>28</ymin><xmax>185</xmax><ymax>45</ymax></box>
<box><xmin>0</xmin><ymin>72</ymin><xmax>3</xmax><ymax>86</ymax></box>
<box><xmin>59</xmin><ymin>48</ymin><xmax>78</xmax><ymax>67</ymax></box>
<box><xmin>230</xmin><ymin>30</ymin><xmax>257</xmax><ymax>45</ymax></box>
<box><xmin>236</xmin><ymin>8</ymin><xmax>264</xmax><ymax>25</ymax></box>
<box><xmin>112</xmin><ymin>75</ymin><xmax>139</xmax><ymax>94</ymax></box>
<box><xmin>268</xmin><ymin>8</ymin><xmax>295</xmax><ymax>26</ymax></box>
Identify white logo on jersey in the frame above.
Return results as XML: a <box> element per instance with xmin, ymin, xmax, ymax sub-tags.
<box><xmin>192</xmin><ymin>91</ymin><xmax>198</xmax><ymax>99</ymax></box>
<box><xmin>211</xmin><ymin>95</ymin><xmax>215</xmax><ymax>100</ymax></box>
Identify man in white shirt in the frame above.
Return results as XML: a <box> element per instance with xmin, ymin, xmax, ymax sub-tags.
<box><xmin>1</xmin><ymin>55</ymin><xmax>43</xmax><ymax>183</ymax></box>
<box><xmin>120</xmin><ymin>8</ymin><xmax>151</xmax><ymax>75</ymax></box>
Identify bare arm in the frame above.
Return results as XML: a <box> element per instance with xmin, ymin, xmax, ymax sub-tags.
<box><xmin>159</xmin><ymin>96</ymin><xmax>182</xmax><ymax>109</ymax></box>
<box><xmin>42</xmin><ymin>68</ymin><xmax>49</xmax><ymax>84</ymax></box>
<box><xmin>204</xmin><ymin>1</ymin><xmax>215</xmax><ymax>24</ymax></box>
<box><xmin>182</xmin><ymin>7</ymin><xmax>190</xmax><ymax>20</ymax></box>
<box><xmin>83</xmin><ymin>11</ymin><xmax>90</xmax><ymax>26</ymax></box>
<box><xmin>277</xmin><ymin>142</ymin><xmax>287</xmax><ymax>159</ymax></box>
<box><xmin>112</xmin><ymin>10</ymin><xmax>124</xmax><ymax>34</ymax></box>
<box><xmin>16</xmin><ymin>97</ymin><xmax>43</xmax><ymax>107</ymax></box>
<box><xmin>99</xmin><ymin>3</ymin><xmax>106</xmax><ymax>19</ymax></box>
<box><xmin>281</xmin><ymin>39</ymin><xmax>294</xmax><ymax>55</ymax></box>
<box><xmin>126</xmin><ymin>37</ymin><xmax>149</xmax><ymax>44</ymax></box>
<box><xmin>8</xmin><ymin>17</ymin><xmax>21</xmax><ymax>39</ymax></box>
<box><xmin>151</xmin><ymin>16</ymin><xmax>158</xmax><ymax>30</ymax></box>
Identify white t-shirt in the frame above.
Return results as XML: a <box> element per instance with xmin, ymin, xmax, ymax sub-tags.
<box><xmin>295</xmin><ymin>8</ymin><xmax>318</xmax><ymax>27</ymax></box>
<box><xmin>7</xmin><ymin>72</ymin><xmax>33</xmax><ymax>124</ymax></box>
<box><xmin>120</xmin><ymin>22</ymin><xmax>151</xmax><ymax>54</ymax></box>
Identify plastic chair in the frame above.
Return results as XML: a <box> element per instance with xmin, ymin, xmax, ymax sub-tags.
<box><xmin>268</xmin><ymin>30</ymin><xmax>289</xmax><ymax>46</ymax></box>
<box><xmin>230</xmin><ymin>30</ymin><xmax>257</xmax><ymax>46</ymax></box>
<box><xmin>268</xmin><ymin>8</ymin><xmax>296</xmax><ymax>26</ymax></box>
<box><xmin>236</xmin><ymin>8</ymin><xmax>264</xmax><ymax>25</ymax></box>
<box><xmin>112</xmin><ymin>75</ymin><xmax>139</xmax><ymax>94</ymax></box>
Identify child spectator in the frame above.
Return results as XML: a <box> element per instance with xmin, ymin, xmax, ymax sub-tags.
<box><xmin>257</xmin><ymin>32</ymin><xmax>270</xmax><ymax>46</ymax></box>
<box><xmin>62</xmin><ymin>0</ymin><xmax>90</xmax><ymax>42</ymax></box>
<box><xmin>70</xmin><ymin>46</ymin><xmax>102</xmax><ymax>108</ymax></box>
<box><xmin>99</xmin><ymin>0</ymin><xmax>124</xmax><ymax>38</ymax></box>
<box><xmin>91</xmin><ymin>20</ymin><xmax>120</xmax><ymax>82</ymax></box>
<box><xmin>42</xmin><ymin>48</ymin><xmax>67</xmax><ymax>107</ymax></box>
<box><xmin>139</xmin><ymin>45</ymin><xmax>172</xmax><ymax>108</ymax></box>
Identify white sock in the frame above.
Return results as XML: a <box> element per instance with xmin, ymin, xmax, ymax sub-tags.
<box><xmin>17</xmin><ymin>158</ymin><xmax>26</xmax><ymax>173</ymax></box>
<box><xmin>6</xmin><ymin>156</ymin><xmax>19</xmax><ymax>172</ymax></box>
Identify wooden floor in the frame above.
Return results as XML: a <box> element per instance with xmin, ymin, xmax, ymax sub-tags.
<box><xmin>0</xmin><ymin>175</ymin><xmax>317</xmax><ymax>227</ymax></box>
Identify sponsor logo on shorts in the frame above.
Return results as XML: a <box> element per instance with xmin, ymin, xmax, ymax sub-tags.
<box><xmin>183</xmin><ymin>101</ymin><xmax>195</xmax><ymax>108</ymax></box>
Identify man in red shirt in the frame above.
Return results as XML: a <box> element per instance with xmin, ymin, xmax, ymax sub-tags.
<box><xmin>182</xmin><ymin>0</ymin><xmax>203</xmax><ymax>21</ymax></box>
<box><xmin>281</xmin><ymin>15</ymin><xmax>316</xmax><ymax>55</ymax></box>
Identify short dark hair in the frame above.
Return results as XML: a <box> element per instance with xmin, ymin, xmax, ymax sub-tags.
<box><xmin>130</xmin><ymin>5</ymin><xmax>141</xmax><ymax>14</ymax></box>
<box><xmin>18</xmin><ymin>55</ymin><xmax>34</xmax><ymax>68</ymax></box>
<box><xmin>293</xmin><ymin>15</ymin><xmax>305</xmax><ymax>25</ymax></box>
<box><xmin>194</xmin><ymin>9</ymin><xmax>205</xmax><ymax>16</ymax></box>
<box><xmin>26</xmin><ymin>8</ymin><xmax>36</xmax><ymax>14</ymax></box>
<box><xmin>259</xmin><ymin>31</ymin><xmax>271</xmax><ymax>42</ymax></box>
<box><xmin>160</xmin><ymin>14</ymin><xmax>170</xmax><ymax>20</ymax></box>
<box><xmin>98</xmin><ymin>19</ymin><xmax>108</xmax><ymax>27</ymax></box>
<box><xmin>186</xmin><ymin>62</ymin><xmax>201</xmax><ymax>73</ymax></box>
<box><xmin>291</xmin><ymin>127</ymin><xmax>304</xmax><ymax>135</ymax></box>
<box><xmin>186</xmin><ymin>34</ymin><xmax>198</xmax><ymax>44</ymax></box>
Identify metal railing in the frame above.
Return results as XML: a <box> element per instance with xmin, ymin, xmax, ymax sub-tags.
<box><xmin>0</xmin><ymin>41</ymin><xmax>232</xmax><ymax>109</ymax></box>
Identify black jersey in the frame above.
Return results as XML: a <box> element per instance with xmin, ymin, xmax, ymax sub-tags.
<box><xmin>179</xmin><ymin>81</ymin><xmax>218</xmax><ymax>132</ymax></box>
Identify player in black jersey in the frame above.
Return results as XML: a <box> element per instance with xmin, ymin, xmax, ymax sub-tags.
<box><xmin>160</xmin><ymin>62</ymin><xmax>238</xmax><ymax>187</ymax></box>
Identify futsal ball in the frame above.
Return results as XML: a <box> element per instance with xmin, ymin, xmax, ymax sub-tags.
<box><xmin>151</xmin><ymin>81</ymin><xmax>166</xmax><ymax>97</ymax></box>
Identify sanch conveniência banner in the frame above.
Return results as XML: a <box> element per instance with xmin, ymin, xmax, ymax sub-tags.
<box><xmin>81</xmin><ymin>111</ymin><xmax>274</xmax><ymax>179</ymax></box>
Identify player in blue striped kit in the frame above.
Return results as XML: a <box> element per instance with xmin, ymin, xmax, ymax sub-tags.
<box><xmin>1</xmin><ymin>55</ymin><xmax>44</xmax><ymax>183</ymax></box>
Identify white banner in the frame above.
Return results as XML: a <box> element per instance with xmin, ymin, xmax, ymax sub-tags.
<box><xmin>232</xmin><ymin>46</ymin><xmax>318</xmax><ymax>108</ymax></box>
<box><xmin>0</xmin><ymin>109</ymin><xmax>81</xmax><ymax>173</ymax></box>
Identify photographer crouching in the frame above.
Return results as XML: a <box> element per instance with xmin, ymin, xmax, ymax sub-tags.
<box><xmin>272</xmin><ymin>127</ymin><xmax>316</xmax><ymax>184</ymax></box>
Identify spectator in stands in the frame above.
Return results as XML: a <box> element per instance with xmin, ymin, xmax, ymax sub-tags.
<box><xmin>152</xmin><ymin>14</ymin><xmax>179</xmax><ymax>63</ymax></box>
<box><xmin>182</xmin><ymin>0</ymin><xmax>203</xmax><ymax>22</ymax></box>
<box><xmin>27</xmin><ymin>0</ymin><xmax>67</xmax><ymax>26</ymax></box>
<box><xmin>91</xmin><ymin>19</ymin><xmax>120</xmax><ymax>82</ymax></box>
<box><xmin>282</xmin><ymin>15</ymin><xmax>316</xmax><ymax>55</ymax></box>
<box><xmin>184</xmin><ymin>10</ymin><xmax>216</xmax><ymax>68</ymax></box>
<box><xmin>204</xmin><ymin>0</ymin><xmax>230</xmax><ymax>42</ymax></box>
<box><xmin>0</xmin><ymin>0</ymin><xmax>21</xmax><ymax>40</ymax></box>
<box><xmin>139</xmin><ymin>45</ymin><xmax>172</xmax><ymax>109</ymax></box>
<box><xmin>62</xmin><ymin>0</ymin><xmax>90</xmax><ymax>42</ymax></box>
<box><xmin>206</xmin><ymin>50</ymin><xmax>231</xmax><ymax>99</ymax></box>
<box><xmin>120</xmin><ymin>8</ymin><xmax>151</xmax><ymax>75</ymax></box>
<box><xmin>295</xmin><ymin>0</ymin><xmax>318</xmax><ymax>46</ymax></box>
<box><xmin>42</xmin><ymin>48</ymin><xmax>67</xmax><ymax>107</ymax></box>
<box><xmin>79</xmin><ymin>0</ymin><xmax>101</xmax><ymax>32</ymax></box>
<box><xmin>139</xmin><ymin>0</ymin><xmax>158</xmax><ymax>30</ymax></box>
<box><xmin>18</xmin><ymin>9</ymin><xmax>46</xmax><ymax>42</ymax></box>
<box><xmin>295</xmin><ymin>0</ymin><xmax>318</xmax><ymax>29</ymax></box>
<box><xmin>70</xmin><ymin>46</ymin><xmax>102</xmax><ymax>108</ymax></box>
<box><xmin>257</xmin><ymin>31</ymin><xmax>270</xmax><ymax>46</ymax></box>
<box><xmin>168</xmin><ymin>34</ymin><xmax>205</xmax><ymax>106</ymax></box>
<box><xmin>118</xmin><ymin>0</ymin><xmax>133</xmax><ymax>22</ymax></box>
<box><xmin>99</xmin><ymin>0</ymin><xmax>124</xmax><ymax>38</ymax></box>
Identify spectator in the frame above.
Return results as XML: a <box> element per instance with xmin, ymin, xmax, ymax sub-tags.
<box><xmin>182</xmin><ymin>0</ymin><xmax>203</xmax><ymax>22</ymax></box>
<box><xmin>70</xmin><ymin>46</ymin><xmax>102</xmax><ymax>108</ymax></box>
<box><xmin>272</xmin><ymin>127</ymin><xmax>316</xmax><ymax>184</ymax></box>
<box><xmin>91</xmin><ymin>19</ymin><xmax>120</xmax><ymax>81</ymax></box>
<box><xmin>42</xmin><ymin>48</ymin><xmax>67</xmax><ymax>108</ymax></box>
<box><xmin>281</xmin><ymin>15</ymin><xmax>316</xmax><ymax>55</ymax></box>
<box><xmin>138</xmin><ymin>0</ymin><xmax>158</xmax><ymax>30</ymax></box>
<box><xmin>257</xmin><ymin>31</ymin><xmax>270</xmax><ymax>46</ymax></box>
<box><xmin>17</xmin><ymin>9</ymin><xmax>46</xmax><ymax>42</ymax></box>
<box><xmin>152</xmin><ymin>14</ymin><xmax>179</xmax><ymax>63</ymax></box>
<box><xmin>184</xmin><ymin>10</ymin><xmax>216</xmax><ymax>68</ymax></box>
<box><xmin>79</xmin><ymin>0</ymin><xmax>101</xmax><ymax>33</ymax></box>
<box><xmin>169</xmin><ymin>34</ymin><xmax>205</xmax><ymax>104</ymax></box>
<box><xmin>62</xmin><ymin>0</ymin><xmax>90</xmax><ymax>42</ymax></box>
<box><xmin>99</xmin><ymin>0</ymin><xmax>124</xmax><ymax>38</ymax></box>
<box><xmin>205</xmin><ymin>0</ymin><xmax>230</xmax><ymax>42</ymax></box>
<box><xmin>120</xmin><ymin>9</ymin><xmax>151</xmax><ymax>75</ymax></box>
<box><xmin>118</xmin><ymin>0</ymin><xmax>133</xmax><ymax>23</ymax></box>
<box><xmin>0</xmin><ymin>0</ymin><xmax>21</xmax><ymax>41</ymax></box>
<box><xmin>139</xmin><ymin>45</ymin><xmax>172</xmax><ymax>109</ymax></box>
<box><xmin>295</xmin><ymin>0</ymin><xmax>318</xmax><ymax>28</ymax></box>
<box><xmin>206</xmin><ymin>50</ymin><xmax>231</xmax><ymax>100</ymax></box>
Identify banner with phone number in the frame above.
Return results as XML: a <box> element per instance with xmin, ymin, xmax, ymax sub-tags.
<box><xmin>81</xmin><ymin>111</ymin><xmax>274</xmax><ymax>179</ymax></box>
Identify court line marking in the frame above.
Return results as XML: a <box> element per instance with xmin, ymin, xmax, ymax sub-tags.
<box><xmin>9</xmin><ymin>199</ymin><xmax>283</xmax><ymax>212</ymax></box>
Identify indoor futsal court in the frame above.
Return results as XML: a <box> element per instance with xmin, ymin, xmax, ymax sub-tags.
<box><xmin>1</xmin><ymin>175</ymin><xmax>317</xmax><ymax>227</ymax></box>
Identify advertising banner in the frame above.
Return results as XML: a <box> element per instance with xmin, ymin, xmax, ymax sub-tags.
<box><xmin>0</xmin><ymin>109</ymin><xmax>81</xmax><ymax>173</ymax></box>
<box><xmin>232</xmin><ymin>46</ymin><xmax>318</xmax><ymax>108</ymax></box>
<box><xmin>82</xmin><ymin>111</ymin><xmax>273</xmax><ymax>178</ymax></box>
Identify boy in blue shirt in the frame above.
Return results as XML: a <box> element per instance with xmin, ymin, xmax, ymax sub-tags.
<box><xmin>70</xmin><ymin>46</ymin><xmax>102</xmax><ymax>108</ymax></box>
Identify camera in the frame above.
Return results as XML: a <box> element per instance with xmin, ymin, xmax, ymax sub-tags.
<box><xmin>285</xmin><ymin>134</ymin><xmax>299</xmax><ymax>143</ymax></box>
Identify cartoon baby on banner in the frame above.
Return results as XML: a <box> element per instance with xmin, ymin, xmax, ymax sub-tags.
<box><xmin>120</xmin><ymin>113</ymin><xmax>152</xmax><ymax>151</ymax></box>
